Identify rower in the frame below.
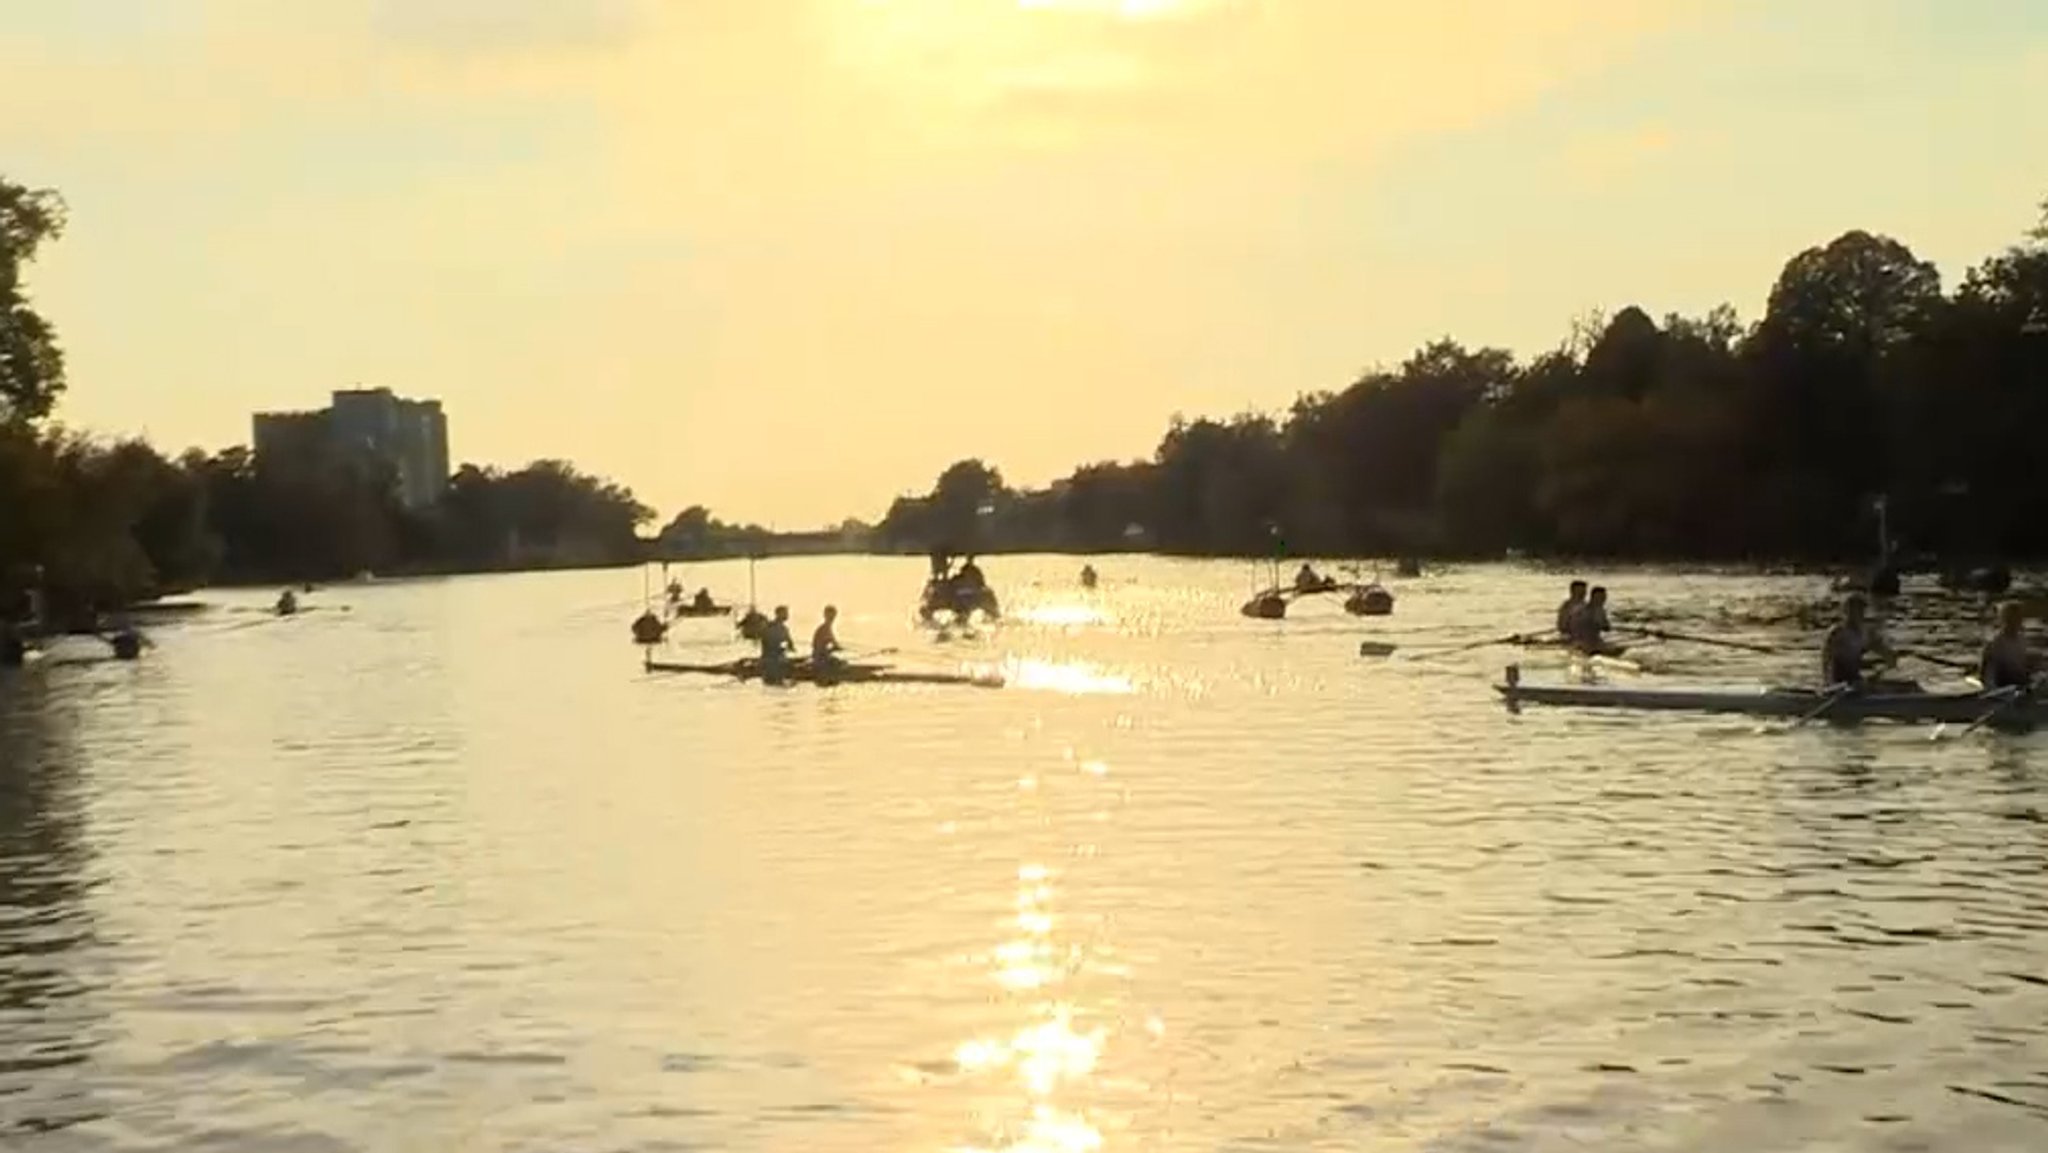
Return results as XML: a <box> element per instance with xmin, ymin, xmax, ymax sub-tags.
<box><xmin>759</xmin><ymin>605</ymin><xmax>795</xmax><ymax>682</ymax></box>
<box><xmin>1978</xmin><ymin>601</ymin><xmax>2037</xmax><ymax>692</ymax></box>
<box><xmin>957</xmin><ymin>556</ymin><xmax>986</xmax><ymax>593</ymax></box>
<box><xmin>1079</xmin><ymin>564</ymin><xmax>1098</xmax><ymax>589</ymax></box>
<box><xmin>812</xmin><ymin>605</ymin><xmax>845</xmax><ymax>675</ymax></box>
<box><xmin>276</xmin><ymin>589</ymin><xmax>299</xmax><ymax>616</ymax></box>
<box><xmin>692</xmin><ymin>587</ymin><xmax>715</xmax><ymax>610</ymax></box>
<box><xmin>1294</xmin><ymin>563</ymin><xmax>1322</xmax><ymax>591</ymax></box>
<box><xmin>1568</xmin><ymin>586</ymin><xmax>1615</xmax><ymax>655</ymax></box>
<box><xmin>105</xmin><ymin>609</ymin><xmax>145</xmax><ymax>661</ymax></box>
<box><xmin>1820</xmin><ymin>593</ymin><xmax>1895</xmax><ymax>691</ymax></box>
<box><xmin>1556</xmin><ymin>580</ymin><xmax>1587</xmax><ymax>637</ymax></box>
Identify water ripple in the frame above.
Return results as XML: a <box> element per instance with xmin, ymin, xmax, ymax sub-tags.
<box><xmin>1</xmin><ymin>561</ymin><xmax>2045</xmax><ymax>1149</ymax></box>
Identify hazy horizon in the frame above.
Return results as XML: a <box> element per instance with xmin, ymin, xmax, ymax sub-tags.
<box><xmin>6</xmin><ymin>0</ymin><xmax>2045</xmax><ymax>527</ymax></box>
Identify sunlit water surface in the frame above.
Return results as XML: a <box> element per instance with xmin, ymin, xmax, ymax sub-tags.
<box><xmin>2</xmin><ymin>558</ymin><xmax>2044</xmax><ymax>1151</ymax></box>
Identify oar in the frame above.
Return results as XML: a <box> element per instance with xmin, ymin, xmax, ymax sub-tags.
<box><xmin>1898</xmin><ymin>648</ymin><xmax>1974</xmax><ymax>674</ymax></box>
<box><xmin>1383</xmin><ymin>631</ymin><xmax>1545</xmax><ymax>660</ymax></box>
<box><xmin>1782</xmin><ymin>682</ymin><xmax>1853</xmax><ymax>730</ymax></box>
<box><xmin>1629</xmin><ymin>627</ymin><xmax>1783</xmax><ymax>655</ymax></box>
<box><xmin>1932</xmin><ymin>684</ymin><xmax>2024</xmax><ymax>741</ymax></box>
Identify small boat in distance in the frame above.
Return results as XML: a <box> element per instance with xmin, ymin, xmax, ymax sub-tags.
<box><xmin>275</xmin><ymin>589</ymin><xmax>299</xmax><ymax>616</ymax></box>
<box><xmin>1080</xmin><ymin>564</ymin><xmax>1099</xmax><ymax>589</ymax></box>
<box><xmin>669</xmin><ymin>587</ymin><xmax>732</xmax><ymax>618</ymax></box>
<box><xmin>645</xmin><ymin>655</ymin><xmax>1004</xmax><ymax>689</ymax></box>
<box><xmin>1343</xmin><ymin>584</ymin><xmax>1394</xmax><ymax>616</ymax></box>
<box><xmin>1495</xmin><ymin>664</ymin><xmax>2037</xmax><ymax>727</ymax></box>
<box><xmin>920</xmin><ymin>553</ymin><xmax>1000</xmax><ymax>627</ymax></box>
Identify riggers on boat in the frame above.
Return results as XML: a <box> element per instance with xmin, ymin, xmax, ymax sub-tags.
<box><xmin>1494</xmin><ymin>664</ymin><xmax>2041</xmax><ymax>727</ymax></box>
<box><xmin>645</xmin><ymin>655</ymin><xmax>1005</xmax><ymax>689</ymax></box>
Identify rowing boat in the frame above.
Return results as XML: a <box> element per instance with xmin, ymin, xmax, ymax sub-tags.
<box><xmin>1496</xmin><ymin>665</ymin><xmax>2038</xmax><ymax>726</ymax></box>
<box><xmin>645</xmin><ymin>656</ymin><xmax>1004</xmax><ymax>688</ymax></box>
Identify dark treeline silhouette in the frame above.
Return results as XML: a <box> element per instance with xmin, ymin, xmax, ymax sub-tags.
<box><xmin>880</xmin><ymin>199</ymin><xmax>2048</xmax><ymax>565</ymax></box>
<box><xmin>652</xmin><ymin>505</ymin><xmax>873</xmax><ymax>560</ymax></box>
<box><xmin>8</xmin><ymin>168</ymin><xmax>2048</xmax><ymax>622</ymax></box>
<box><xmin>2</xmin><ymin>177</ymin><xmax>653</xmax><ymax>623</ymax></box>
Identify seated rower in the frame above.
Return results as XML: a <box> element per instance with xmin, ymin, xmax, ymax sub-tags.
<box><xmin>1978</xmin><ymin>601</ymin><xmax>2037</xmax><ymax>692</ymax></box>
<box><xmin>1567</xmin><ymin>585</ymin><xmax>1620</xmax><ymax>655</ymax></box>
<box><xmin>1294</xmin><ymin>563</ymin><xmax>1323</xmax><ymax>591</ymax></box>
<box><xmin>692</xmin><ymin>587</ymin><xmax>715</xmax><ymax>610</ymax></box>
<box><xmin>957</xmin><ymin>556</ymin><xmax>986</xmax><ymax>593</ymax></box>
<box><xmin>1556</xmin><ymin>580</ymin><xmax>1587</xmax><ymax>638</ymax></box>
<box><xmin>1820</xmin><ymin>593</ymin><xmax>1895</xmax><ymax>691</ymax></box>
<box><xmin>812</xmin><ymin>605</ymin><xmax>845</xmax><ymax>675</ymax></box>
<box><xmin>759</xmin><ymin>605</ymin><xmax>795</xmax><ymax>683</ymax></box>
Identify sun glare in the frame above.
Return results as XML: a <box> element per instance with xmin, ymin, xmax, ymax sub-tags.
<box><xmin>1018</xmin><ymin>0</ymin><xmax>1189</xmax><ymax>17</ymax></box>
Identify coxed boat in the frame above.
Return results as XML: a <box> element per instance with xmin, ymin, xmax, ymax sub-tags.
<box><xmin>1495</xmin><ymin>665</ymin><xmax>2039</xmax><ymax>727</ymax></box>
<box><xmin>645</xmin><ymin>656</ymin><xmax>1005</xmax><ymax>689</ymax></box>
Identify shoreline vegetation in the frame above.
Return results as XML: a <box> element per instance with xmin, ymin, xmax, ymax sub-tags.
<box><xmin>5</xmin><ymin>172</ymin><xmax>2046</xmax><ymax>624</ymax></box>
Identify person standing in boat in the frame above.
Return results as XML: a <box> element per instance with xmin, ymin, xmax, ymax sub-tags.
<box><xmin>1556</xmin><ymin>580</ymin><xmax>1587</xmax><ymax>638</ymax></box>
<box><xmin>1978</xmin><ymin>601</ymin><xmax>2038</xmax><ymax>692</ymax></box>
<box><xmin>1568</xmin><ymin>585</ymin><xmax>1616</xmax><ymax>655</ymax></box>
<box><xmin>1820</xmin><ymin>593</ymin><xmax>1894</xmax><ymax>691</ymax></box>
<box><xmin>811</xmin><ymin>605</ymin><xmax>845</xmax><ymax>676</ymax></box>
<box><xmin>759</xmin><ymin>605</ymin><xmax>795</xmax><ymax>683</ymax></box>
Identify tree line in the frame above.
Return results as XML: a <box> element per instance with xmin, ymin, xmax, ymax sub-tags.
<box><xmin>7</xmin><ymin>169</ymin><xmax>2047</xmax><ymax>625</ymax></box>
<box><xmin>879</xmin><ymin>199</ymin><xmax>2048</xmax><ymax>564</ymax></box>
<box><xmin>2</xmin><ymin>177</ymin><xmax>653</xmax><ymax>626</ymax></box>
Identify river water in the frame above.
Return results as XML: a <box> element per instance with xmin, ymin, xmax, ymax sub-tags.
<box><xmin>2</xmin><ymin>557</ymin><xmax>2044</xmax><ymax>1151</ymax></box>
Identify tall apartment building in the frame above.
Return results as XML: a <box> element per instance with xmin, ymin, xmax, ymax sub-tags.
<box><xmin>252</xmin><ymin>387</ymin><xmax>451</xmax><ymax>509</ymax></box>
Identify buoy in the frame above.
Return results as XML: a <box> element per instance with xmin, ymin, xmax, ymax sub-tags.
<box><xmin>1241</xmin><ymin>594</ymin><xmax>1287</xmax><ymax>620</ymax></box>
<box><xmin>631</xmin><ymin>610</ymin><xmax>667</xmax><ymax>645</ymax></box>
<box><xmin>736</xmin><ymin>608</ymin><xmax>767</xmax><ymax>641</ymax></box>
<box><xmin>1345</xmin><ymin>586</ymin><xmax>1395</xmax><ymax>616</ymax></box>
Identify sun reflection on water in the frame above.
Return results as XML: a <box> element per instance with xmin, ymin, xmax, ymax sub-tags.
<box><xmin>1011</xmin><ymin>603</ymin><xmax>1114</xmax><ymax>630</ymax></box>
<box><xmin>949</xmin><ymin>861</ymin><xmax>1112</xmax><ymax>1153</ymax></box>
<box><xmin>1000</xmin><ymin>658</ymin><xmax>1135</xmax><ymax>695</ymax></box>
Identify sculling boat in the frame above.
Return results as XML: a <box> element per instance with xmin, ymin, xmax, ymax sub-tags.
<box><xmin>645</xmin><ymin>656</ymin><xmax>1004</xmax><ymax>689</ymax></box>
<box><xmin>1496</xmin><ymin>664</ymin><xmax>2039</xmax><ymax>726</ymax></box>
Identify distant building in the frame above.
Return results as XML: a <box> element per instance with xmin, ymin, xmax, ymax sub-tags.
<box><xmin>252</xmin><ymin>387</ymin><xmax>451</xmax><ymax>509</ymax></box>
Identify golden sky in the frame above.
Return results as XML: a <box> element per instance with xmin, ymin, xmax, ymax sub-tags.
<box><xmin>6</xmin><ymin>0</ymin><xmax>2045</xmax><ymax>525</ymax></box>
